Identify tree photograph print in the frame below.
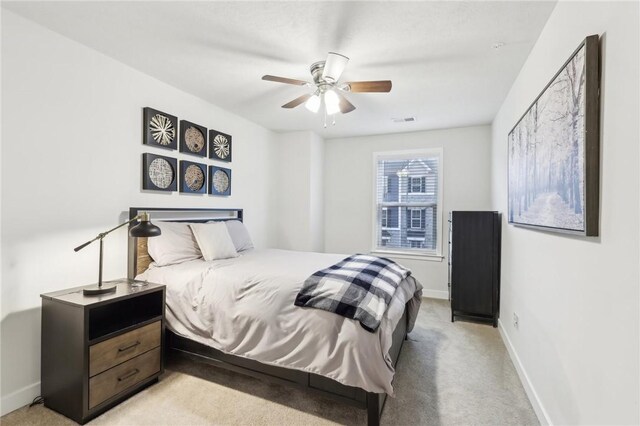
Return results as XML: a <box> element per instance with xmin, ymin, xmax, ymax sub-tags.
<box><xmin>508</xmin><ymin>37</ymin><xmax>598</xmax><ymax>235</ymax></box>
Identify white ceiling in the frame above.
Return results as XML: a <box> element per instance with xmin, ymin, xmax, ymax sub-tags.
<box><xmin>4</xmin><ymin>1</ymin><xmax>556</xmax><ymax>139</ymax></box>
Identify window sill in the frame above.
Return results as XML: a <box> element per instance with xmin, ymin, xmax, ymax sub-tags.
<box><xmin>371</xmin><ymin>250</ymin><xmax>444</xmax><ymax>262</ymax></box>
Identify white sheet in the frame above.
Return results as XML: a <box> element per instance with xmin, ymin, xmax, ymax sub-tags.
<box><xmin>138</xmin><ymin>248</ymin><xmax>422</xmax><ymax>394</ymax></box>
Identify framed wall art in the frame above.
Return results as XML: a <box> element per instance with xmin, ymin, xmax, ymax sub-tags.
<box><xmin>180</xmin><ymin>160</ymin><xmax>207</xmax><ymax>194</ymax></box>
<box><xmin>143</xmin><ymin>107</ymin><xmax>178</xmax><ymax>150</ymax></box>
<box><xmin>508</xmin><ymin>34</ymin><xmax>600</xmax><ymax>236</ymax></box>
<box><xmin>179</xmin><ymin>120</ymin><xmax>207</xmax><ymax>157</ymax></box>
<box><xmin>209</xmin><ymin>129</ymin><xmax>232</xmax><ymax>162</ymax></box>
<box><xmin>209</xmin><ymin>166</ymin><xmax>231</xmax><ymax>196</ymax></box>
<box><xmin>142</xmin><ymin>153</ymin><xmax>178</xmax><ymax>192</ymax></box>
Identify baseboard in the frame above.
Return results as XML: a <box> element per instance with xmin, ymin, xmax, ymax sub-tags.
<box><xmin>1</xmin><ymin>381</ymin><xmax>40</xmax><ymax>416</ymax></box>
<box><xmin>421</xmin><ymin>289</ymin><xmax>449</xmax><ymax>300</ymax></box>
<box><xmin>498</xmin><ymin>319</ymin><xmax>552</xmax><ymax>426</ymax></box>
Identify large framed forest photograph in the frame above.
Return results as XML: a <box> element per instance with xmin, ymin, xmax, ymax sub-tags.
<box><xmin>508</xmin><ymin>35</ymin><xmax>600</xmax><ymax>236</ymax></box>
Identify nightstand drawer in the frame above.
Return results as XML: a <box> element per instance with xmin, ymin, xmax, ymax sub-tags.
<box><xmin>89</xmin><ymin>321</ymin><xmax>161</xmax><ymax>377</ymax></box>
<box><xmin>89</xmin><ymin>347</ymin><xmax>161</xmax><ymax>409</ymax></box>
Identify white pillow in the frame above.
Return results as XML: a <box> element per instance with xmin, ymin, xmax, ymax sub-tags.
<box><xmin>225</xmin><ymin>220</ymin><xmax>254</xmax><ymax>252</ymax></box>
<box><xmin>190</xmin><ymin>222</ymin><xmax>238</xmax><ymax>261</ymax></box>
<box><xmin>147</xmin><ymin>221</ymin><xmax>202</xmax><ymax>266</ymax></box>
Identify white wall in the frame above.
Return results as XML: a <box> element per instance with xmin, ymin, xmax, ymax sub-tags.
<box><xmin>0</xmin><ymin>10</ymin><xmax>278</xmax><ymax>415</ymax></box>
<box><xmin>491</xmin><ymin>2</ymin><xmax>639</xmax><ymax>424</ymax></box>
<box><xmin>274</xmin><ymin>130</ymin><xmax>324</xmax><ymax>252</ymax></box>
<box><xmin>324</xmin><ymin>125</ymin><xmax>492</xmax><ymax>297</ymax></box>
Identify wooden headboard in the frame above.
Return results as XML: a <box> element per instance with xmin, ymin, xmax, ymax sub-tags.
<box><xmin>127</xmin><ymin>207</ymin><xmax>244</xmax><ymax>279</ymax></box>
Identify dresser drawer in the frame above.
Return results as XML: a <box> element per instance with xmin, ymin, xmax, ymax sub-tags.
<box><xmin>89</xmin><ymin>347</ymin><xmax>161</xmax><ymax>409</ymax></box>
<box><xmin>89</xmin><ymin>321</ymin><xmax>161</xmax><ymax>377</ymax></box>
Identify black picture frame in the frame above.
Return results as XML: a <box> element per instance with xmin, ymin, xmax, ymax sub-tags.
<box><xmin>507</xmin><ymin>34</ymin><xmax>600</xmax><ymax>236</ymax></box>
<box><xmin>179</xmin><ymin>160</ymin><xmax>207</xmax><ymax>194</ymax></box>
<box><xmin>209</xmin><ymin>129</ymin><xmax>232</xmax><ymax>162</ymax></box>
<box><xmin>208</xmin><ymin>166</ymin><xmax>231</xmax><ymax>196</ymax></box>
<box><xmin>143</xmin><ymin>107</ymin><xmax>178</xmax><ymax>150</ymax></box>
<box><xmin>142</xmin><ymin>153</ymin><xmax>178</xmax><ymax>192</ymax></box>
<box><xmin>179</xmin><ymin>120</ymin><xmax>207</xmax><ymax>157</ymax></box>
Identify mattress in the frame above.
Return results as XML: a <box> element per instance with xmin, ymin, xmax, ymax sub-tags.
<box><xmin>137</xmin><ymin>248</ymin><xmax>423</xmax><ymax>394</ymax></box>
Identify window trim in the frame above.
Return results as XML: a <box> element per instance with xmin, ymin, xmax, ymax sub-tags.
<box><xmin>408</xmin><ymin>176</ymin><xmax>426</xmax><ymax>194</ymax></box>
<box><xmin>381</xmin><ymin>207</ymin><xmax>388</xmax><ymax>228</ymax></box>
<box><xmin>381</xmin><ymin>206</ymin><xmax>400</xmax><ymax>231</ymax></box>
<box><xmin>409</xmin><ymin>208</ymin><xmax>423</xmax><ymax>229</ymax></box>
<box><xmin>371</xmin><ymin>148</ymin><xmax>444</xmax><ymax>258</ymax></box>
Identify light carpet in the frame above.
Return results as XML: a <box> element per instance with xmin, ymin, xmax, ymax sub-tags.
<box><xmin>2</xmin><ymin>299</ymin><xmax>538</xmax><ymax>425</ymax></box>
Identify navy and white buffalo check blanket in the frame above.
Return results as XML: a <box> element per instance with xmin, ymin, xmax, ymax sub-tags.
<box><xmin>294</xmin><ymin>254</ymin><xmax>411</xmax><ymax>332</ymax></box>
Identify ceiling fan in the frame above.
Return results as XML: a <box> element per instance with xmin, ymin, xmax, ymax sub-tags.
<box><xmin>261</xmin><ymin>52</ymin><xmax>392</xmax><ymax>124</ymax></box>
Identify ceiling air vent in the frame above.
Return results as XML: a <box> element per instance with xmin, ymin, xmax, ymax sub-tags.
<box><xmin>392</xmin><ymin>117</ymin><xmax>416</xmax><ymax>123</ymax></box>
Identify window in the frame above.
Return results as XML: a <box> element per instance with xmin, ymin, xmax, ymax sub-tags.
<box><xmin>373</xmin><ymin>149</ymin><xmax>442</xmax><ymax>256</ymax></box>
<box><xmin>381</xmin><ymin>208</ymin><xmax>388</xmax><ymax>228</ymax></box>
<box><xmin>410</xmin><ymin>208</ymin><xmax>423</xmax><ymax>229</ymax></box>
<box><xmin>410</xmin><ymin>240</ymin><xmax>424</xmax><ymax>248</ymax></box>
<box><xmin>410</xmin><ymin>176</ymin><xmax>424</xmax><ymax>193</ymax></box>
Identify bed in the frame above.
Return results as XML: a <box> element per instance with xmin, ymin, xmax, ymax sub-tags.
<box><xmin>127</xmin><ymin>207</ymin><xmax>423</xmax><ymax>426</ymax></box>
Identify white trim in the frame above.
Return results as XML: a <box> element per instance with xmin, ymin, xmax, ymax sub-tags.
<box><xmin>409</xmin><ymin>176</ymin><xmax>424</xmax><ymax>193</ymax></box>
<box><xmin>406</xmin><ymin>237</ymin><xmax>426</xmax><ymax>241</ymax></box>
<box><xmin>371</xmin><ymin>250</ymin><xmax>443</xmax><ymax>262</ymax></box>
<box><xmin>409</xmin><ymin>207</ymin><xmax>423</xmax><ymax>229</ymax></box>
<box><xmin>1</xmin><ymin>381</ymin><xmax>40</xmax><ymax>416</ymax></box>
<box><xmin>498</xmin><ymin>319</ymin><xmax>552</xmax><ymax>426</ymax></box>
<box><xmin>371</xmin><ymin>148</ymin><xmax>444</xmax><ymax>257</ymax></box>
<box><xmin>421</xmin><ymin>290</ymin><xmax>449</xmax><ymax>300</ymax></box>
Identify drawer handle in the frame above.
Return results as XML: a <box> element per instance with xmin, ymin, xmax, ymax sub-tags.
<box><xmin>117</xmin><ymin>369</ymin><xmax>140</xmax><ymax>382</ymax></box>
<box><xmin>118</xmin><ymin>341</ymin><xmax>141</xmax><ymax>352</ymax></box>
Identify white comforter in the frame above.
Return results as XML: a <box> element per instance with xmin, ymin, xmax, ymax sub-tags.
<box><xmin>138</xmin><ymin>249</ymin><xmax>422</xmax><ymax>394</ymax></box>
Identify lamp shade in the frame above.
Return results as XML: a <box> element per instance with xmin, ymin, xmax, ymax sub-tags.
<box><xmin>324</xmin><ymin>90</ymin><xmax>341</xmax><ymax>115</ymax></box>
<box><xmin>305</xmin><ymin>94</ymin><xmax>321</xmax><ymax>113</ymax></box>
<box><xmin>322</xmin><ymin>52</ymin><xmax>349</xmax><ymax>83</ymax></box>
<box><xmin>129</xmin><ymin>214</ymin><xmax>161</xmax><ymax>238</ymax></box>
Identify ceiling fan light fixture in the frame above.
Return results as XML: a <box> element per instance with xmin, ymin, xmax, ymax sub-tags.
<box><xmin>324</xmin><ymin>90</ymin><xmax>341</xmax><ymax>115</ymax></box>
<box><xmin>322</xmin><ymin>52</ymin><xmax>349</xmax><ymax>83</ymax></box>
<box><xmin>305</xmin><ymin>94</ymin><xmax>321</xmax><ymax>113</ymax></box>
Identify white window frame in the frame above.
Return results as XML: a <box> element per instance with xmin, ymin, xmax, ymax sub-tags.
<box><xmin>383</xmin><ymin>176</ymin><xmax>389</xmax><ymax>195</ymax></box>
<box><xmin>381</xmin><ymin>207</ymin><xmax>388</xmax><ymax>228</ymax></box>
<box><xmin>409</xmin><ymin>176</ymin><xmax>425</xmax><ymax>194</ymax></box>
<box><xmin>409</xmin><ymin>208</ymin><xmax>423</xmax><ymax>229</ymax></box>
<box><xmin>371</xmin><ymin>148</ymin><xmax>444</xmax><ymax>260</ymax></box>
<box><xmin>381</xmin><ymin>206</ymin><xmax>400</xmax><ymax>231</ymax></box>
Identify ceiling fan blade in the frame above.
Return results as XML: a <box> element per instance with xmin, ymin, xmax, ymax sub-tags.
<box><xmin>345</xmin><ymin>80</ymin><xmax>392</xmax><ymax>93</ymax></box>
<box><xmin>336</xmin><ymin>92</ymin><xmax>356</xmax><ymax>114</ymax></box>
<box><xmin>262</xmin><ymin>75</ymin><xmax>310</xmax><ymax>86</ymax></box>
<box><xmin>322</xmin><ymin>52</ymin><xmax>349</xmax><ymax>82</ymax></box>
<box><xmin>282</xmin><ymin>94</ymin><xmax>312</xmax><ymax>109</ymax></box>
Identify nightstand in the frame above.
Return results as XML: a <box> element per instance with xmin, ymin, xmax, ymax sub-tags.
<box><xmin>40</xmin><ymin>280</ymin><xmax>165</xmax><ymax>424</ymax></box>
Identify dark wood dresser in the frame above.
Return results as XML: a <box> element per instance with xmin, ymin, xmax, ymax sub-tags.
<box><xmin>449</xmin><ymin>211</ymin><xmax>502</xmax><ymax>327</ymax></box>
<box><xmin>41</xmin><ymin>280</ymin><xmax>165</xmax><ymax>424</ymax></box>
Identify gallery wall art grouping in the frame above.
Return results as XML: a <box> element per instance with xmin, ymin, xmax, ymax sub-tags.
<box><xmin>141</xmin><ymin>107</ymin><xmax>232</xmax><ymax>196</ymax></box>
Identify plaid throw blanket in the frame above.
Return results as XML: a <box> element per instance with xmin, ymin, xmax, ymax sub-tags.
<box><xmin>294</xmin><ymin>254</ymin><xmax>411</xmax><ymax>332</ymax></box>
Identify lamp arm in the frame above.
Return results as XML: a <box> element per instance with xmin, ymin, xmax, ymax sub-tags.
<box><xmin>73</xmin><ymin>215</ymin><xmax>141</xmax><ymax>252</ymax></box>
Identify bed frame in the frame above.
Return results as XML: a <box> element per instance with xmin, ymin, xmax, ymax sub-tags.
<box><xmin>127</xmin><ymin>207</ymin><xmax>409</xmax><ymax>426</ymax></box>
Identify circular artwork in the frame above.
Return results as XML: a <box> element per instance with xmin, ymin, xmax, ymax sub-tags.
<box><xmin>148</xmin><ymin>158</ymin><xmax>174</xmax><ymax>189</ymax></box>
<box><xmin>185</xmin><ymin>126</ymin><xmax>205</xmax><ymax>153</ymax></box>
<box><xmin>184</xmin><ymin>164</ymin><xmax>205</xmax><ymax>191</ymax></box>
<box><xmin>149</xmin><ymin>114</ymin><xmax>175</xmax><ymax>146</ymax></box>
<box><xmin>212</xmin><ymin>134</ymin><xmax>230</xmax><ymax>159</ymax></box>
<box><xmin>212</xmin><ymin>169</ymin><xmax>230</xmax><ymax>193</ymax></box>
